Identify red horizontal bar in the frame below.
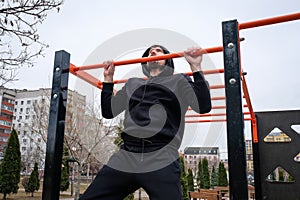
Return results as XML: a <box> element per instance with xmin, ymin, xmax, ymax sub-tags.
<box><xmin>239</xmin><ymin>12</ymin><xmax>300</xmax><ymax>30</ymax></box>
<box><xmin>185</xmin><ymin>118</ymin><xmax>252</xmax><ymax>123</ymax></box>
<box><xmin>211</xmin><ymin>96</ymin><xmax>225</xmax><ymax>101</ymax></box>
<box><xmin>184</xmin><ymin>68</ymin><xmax>224</xmax><ymax>76</ymax></box>
<box><xmin>72</xmin><ymin>46</ymin><xmax>223</xmax><ymax>71</ymax></box>
<box><xmin>112</xmin><ymin>69</ymin><xmax>225</xmax><ymax>85</ymax></box>
<box><xmin>210</xmin><ymin>84</ymin><xmax>225</xmax><ymax>89</ymax></box>
<box><xmin>185</xmin><ymin>112</ymin><xmax>250</xmax><ymax>118</ymax></box>
<box><xmin>188</xmin><ymin>104</ymin><xmax>248</xmax><ymax>111</ymax></box>
<box><xmin>186</xmin><ymin>113</ymin><xmax>226</xmax><ymax>118</ymax></box>
<box><xmin>211</xmin><ymin>106</ymin><xmax>226</xmax><ymax>109</ymax></box>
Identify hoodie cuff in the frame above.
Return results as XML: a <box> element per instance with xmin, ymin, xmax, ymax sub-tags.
<box><xmin>102</xmin><ymin>82</ymin><xmax>114</xmax><ymax>91</ymax></box>
<box><xmin>192</xmin><ymin>71</ymin><xmax>206</xmax><ymax>82</ymax></box>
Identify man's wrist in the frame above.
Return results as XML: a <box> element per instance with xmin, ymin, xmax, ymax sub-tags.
<box><xmin>104</xmin><ymin>76</ymin><xmax>114</xmax><ymax>82</ymax></box>
<box><xmin>191</xmin><ymin>69</ymin><xmax>202</xmax><ymax>73</ymax></box>
<box><xmin>190</xmin><ymin>64</ymin><xmax>202</xmax><ymax>72</ymax></box>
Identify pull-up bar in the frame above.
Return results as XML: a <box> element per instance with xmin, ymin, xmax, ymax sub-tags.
<box><xmin>239</xmin><ymin>12</ymin><xmax>300</xmax><ymax>30</ymax></box>
<box><xmin>71</xmin><ymin>46</ymin><xmax>223</xmax><ymax>72</ymax></box>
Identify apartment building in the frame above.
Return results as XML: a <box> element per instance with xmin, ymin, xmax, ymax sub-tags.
<box><xmin>183</xmin><ymin>146</ymin><xmax>220</xmax><ymax>175</ymax></box>
<box><xmin>245</xmin><ymin>139</ymin><xmax>254</xmax><ymax>174</ymax></box>
<box><xmin>264</xmin><ymin>130</ymin><xmax>291</xmax><ymax>142</ymax></box>
<box><xmin>12</xmin><ymin>88</ymin><xmax>86</xmax><ymax>173</ymax></box>
<box><xmin>13</xmin><ymin>88</ymin><xmax>50</xmax><ymax>173</ymax></box>
<box><xmin>0</xmin><ymin>87</ymin><xmax>15</xmax><ymax>158</ymax></box>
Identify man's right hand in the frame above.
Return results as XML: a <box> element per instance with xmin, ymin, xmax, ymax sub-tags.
<box><xmin>103</xmin><ymin>60</ymin><xmax>115</xmax><ymax>82</ymax></box>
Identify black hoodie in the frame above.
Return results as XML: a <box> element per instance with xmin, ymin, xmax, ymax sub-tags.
<box><xmin>101</xmin><ymin>45</ymin><xmax>211</xmax><ymax>153</ymax></box>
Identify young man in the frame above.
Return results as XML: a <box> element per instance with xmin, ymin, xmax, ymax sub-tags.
<box><xmin>79</xmin><ymin>45</ymin><xmax>211</xmax><ymax>200</ymax></box>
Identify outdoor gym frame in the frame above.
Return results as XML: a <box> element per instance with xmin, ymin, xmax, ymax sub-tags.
<box><xmin>41</xmin><ymin>12</ymin><xmax>300</xmax><ymax>200</ymax></box>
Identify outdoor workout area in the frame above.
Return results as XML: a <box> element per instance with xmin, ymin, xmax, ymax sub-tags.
<box><xmin>41</xmin><ymin>12</ymin><xmax>300</xmax><ymax>200</ymax></box>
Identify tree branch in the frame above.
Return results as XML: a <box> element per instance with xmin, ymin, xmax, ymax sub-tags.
<box><xmin>0</xmin><ymin>0</ymin><xmax>64</xmax><ymax>86</ymax></box>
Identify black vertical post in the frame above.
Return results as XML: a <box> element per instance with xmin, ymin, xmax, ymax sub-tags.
<box><xmin>222</xmin><ymin>20</ymin><xmax>248</xmax><ymax>200</ymax></box>
<box><xmin>42</xmin><ymin>50</ymin><xmax>70</xmax><ymax>200</ymax></box>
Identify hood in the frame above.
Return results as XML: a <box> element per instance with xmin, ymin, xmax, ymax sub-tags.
<box><xmin>141</xmin><ymin>45</ymin><xmax>175</xmax><ymax>77</ymax></box>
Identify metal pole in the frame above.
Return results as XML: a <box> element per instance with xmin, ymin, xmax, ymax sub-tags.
<box><xmin>75</xmin><ymin>163</ymin><xmax>81</xmax><ymax>200</ymax></box>
<box><xmin>71</xmin><ymin>162</ymin><xmax>75</xmax><ymax>196</ymax></box>
<box><xmin>222</xmin><ymin>20</ymin><xmax>248</xmax><ymax>199</ymax></box>
<box><xmin>42</xmin><ymin>50</ymin><xmax>70</xmax><ymax>200</ymax></box>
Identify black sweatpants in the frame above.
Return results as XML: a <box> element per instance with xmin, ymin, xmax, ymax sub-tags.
<box><xmin>79</xmin><ymin>160</ymin><xmax>182</xmax><ymax>200</ymax></box>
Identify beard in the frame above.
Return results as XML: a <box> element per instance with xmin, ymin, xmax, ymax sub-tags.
<box><xmin>147</xmin><ymin>61</ymin><xmax>164</xmax><ymax>70</ymax></box>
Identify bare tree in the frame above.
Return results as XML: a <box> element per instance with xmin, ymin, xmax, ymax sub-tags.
<box><xmin>64</xmin><ymin>101</ymin><xmax>118</xmax><ymax>173</ymax></box>
<box><xmin>64</xmin><ymin>97</ymin><xmax>119</xmax><ymax>199</ymax></box>
<box><xmin>0</xmin><ymin>0</ymin><xmax>64</xmax><ymax>86</ymax></box>
<box><xmin>16</xmin><ymin>88</ymin><xmax>120</xmax><ymax>199</ymax></box>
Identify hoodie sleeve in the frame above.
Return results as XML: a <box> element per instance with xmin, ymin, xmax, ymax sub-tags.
<box><xmin>180</xmin><ymin>72</ymin><xmax>212</xmax><ymax>114</ymax></box>
<box><xmin>101</xmin><ymin>82</ymin><xmax>127</xmax><ymax>119</ymax></box>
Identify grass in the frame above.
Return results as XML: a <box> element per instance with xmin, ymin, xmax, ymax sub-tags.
<box><xmin>2</xmin><ymin>190</ymin><xmax>70</xmax><ymax>200</ymax></box>
<box><xmin>0</xmin><ymin>178</ymin><xmax>91</xmax><ymax>200</ymax></box>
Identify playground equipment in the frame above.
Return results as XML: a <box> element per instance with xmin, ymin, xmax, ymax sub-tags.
<box><xmin>42</xmin><ymin>12</ymin><xmax>300</xmax><ymax>200</ymax></box>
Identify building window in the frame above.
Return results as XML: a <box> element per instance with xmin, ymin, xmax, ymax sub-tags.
<box><xmin>1</xmin><ymin>104</ymin><xmax>13</xmax><ymax>112</ymax></box>
<box><xmin>26</xmin><ymin>108</ymin><xmax>30</xmax><ymax>113</ymax></box>
<box><xmin>21</xmin><ymin>101</ymin><xmax>24</xmax><ymax>105</ymax></box>
<box><xmin>22</xmin><ymin>147</ymin><xmax>26</xmax><ymax>151</ymax></box>
<box><xmin>15</xmin><ymin>101</ymin><xmax>18</xmax><ymax>105</ymax></box>
<box><xmin>20</xmin><ymin>108</ymin><xmax>23</xmax><ymax>113</ymax></box>
<box><xmin>27</xmin><ymin>100</ymin><xmax>31</xmax><ymax>104</ymax></box>
<box><xmin>19</xmin><ymin>116</ymin><xmax>22</xmax><ymax>120</ymax></box>
<box><xmin>25</xmin><ymin>115</ymin><xmax>29</xmax><ymax>120</ymax></box>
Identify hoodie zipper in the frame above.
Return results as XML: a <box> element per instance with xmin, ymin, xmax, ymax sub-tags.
<box><xmin>141</xmin><ymin>139</ymin><xmax>152</xmax><ymax>162</ymax></box>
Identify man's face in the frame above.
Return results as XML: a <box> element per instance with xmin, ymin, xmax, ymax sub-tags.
<box><xmin>147</xmin><ymin>46</ymin><xmax>166</xmax><ymax>70</ymax></box>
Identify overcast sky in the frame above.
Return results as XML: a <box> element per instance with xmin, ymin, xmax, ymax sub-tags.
<box><xmin>8</xmin><ymin>0</ymin><xmax>300</xmax><ymax>157</ymax></box>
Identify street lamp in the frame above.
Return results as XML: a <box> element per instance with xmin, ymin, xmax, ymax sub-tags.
<box><xmin>67</xmin><ymin>156</ymin><xmax>77</xmax><ymax>196</ymax></box>
<box><xmin>67</xmin><ymin>147</ymin><xmax>79</xmax><ymax>197</ymax></box>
